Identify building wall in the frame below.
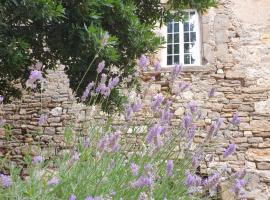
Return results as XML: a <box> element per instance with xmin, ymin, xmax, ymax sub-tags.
<box><xmin>0</xmin><ymin>0</ymin><xmax>270</xmax><ymax>199</ymax></box>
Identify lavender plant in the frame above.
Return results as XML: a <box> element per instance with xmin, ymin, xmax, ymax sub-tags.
<box><xmin>0</xmin><ymin>55</ymin><xmax>247</xmax><ymax>200</ymax></box>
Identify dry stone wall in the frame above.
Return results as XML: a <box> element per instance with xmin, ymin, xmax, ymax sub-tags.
<box><xmin>0</xmin><ymin>0</ymin><xmax>270</xmax><ymax>199</ymax></box>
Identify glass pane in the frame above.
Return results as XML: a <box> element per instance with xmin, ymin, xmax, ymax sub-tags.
<box><xmin>191</xmin><ymin>32</ymin><xmax>196</xmax><ymax>42</ymax></box>
<box><xmin>167</xmin><ymin>34</ymin><xmax>173</xmax><ymax>43</ymax></box>
<box><xmin>184</xmin><ymin>43</ymin><xmax>190</xmax><ymax>53</ymax></box>
<box><xmin>174</xmin><ymin>33</ymin><xmax>179</xmax><ymax>43</ymax></box>
<box><xmin>174</xmin><ymin>55</ymin><xmax>179</xmax><ymax>64</ymax></box>
<box><xmin>184</xmin><ymin>22</ymin><xmax>189</xmax><ymax>32</ymax></box>
<box><xmin>184</xmin><ymin>33</ymin><xmax>189</xmax><ymax>42</ymax></box>
<box><xmin>191</xmin><ymin>54</ymin><xmax>196</xmax><ymax>64</ymax></box>
<box><xmin>167</xmin><ymin>23</ymin><xmax>173</xmax><ymax>33</ymax></box>
<box><xmin>190</xmin><ymin>11</ymin><xmax>195</xmax><ymax>16</ymax></box>
<box><xmin>184</xmin><ymin>54</ymin><xmax>190</xmax><ymax>64</ymax></box>
<box><xmin>174</xmin><ymin>23</ymin><xmax>179</xmax><ymax>32</ymax></box>
<box><xmin>167</xmin><ymin>45</ymin><xmax>172</xmax><ymax>54</ymax></box>
<box><xmin>190</xmin><ymin>43</ymin><xmax>195</xmax><ymax>53</ymax></box>
<box><xmin>190</xmin><ymin>23</ymin><xmax>195</xmax><ymax>31</ymax></box>
<box><xmin>167</xmin><ymin>56</ymin><xmax>172</xmax><ymax>65</ymax></box>
<box><xmin>174</xmin><ymin>44</ymin><xmax>179</xmax><ymax>54</ymax></box>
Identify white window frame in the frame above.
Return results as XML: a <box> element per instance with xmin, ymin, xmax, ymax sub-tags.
<box><xmin>164</xmin><ymin>9</ymin><xmax>201</xmax><ymax>67</ymax></box>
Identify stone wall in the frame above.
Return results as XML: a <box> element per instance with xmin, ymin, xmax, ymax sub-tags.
<box><xmin>1</xmin><ymin>0</ymin><xmax>270</xmax><ymax>199</ymax></box>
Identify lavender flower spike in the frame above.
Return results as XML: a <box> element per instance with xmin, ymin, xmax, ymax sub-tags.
<box><xmin>32</xmin><ymin>155</ymin><xmax>43</xmax><ymax>164</ymax></box>
<box><xmin>187</xmin><ymin>101</ymin><xmax>197</xmax><ymax>113</ymax></box>
<box><xmin>182</xmin><ymin>114</ymin><xmax>192</xmax><ymax>129</ymax></box>
<box><xmin>233</xmin><ymin>179</ymin><xmax>245</xmax><ymax>196</ymax></box>
<box><xmin>171</xmin><ymin>64</ymin><xmax>182</xmax><ymax>80</ymax></box>
<box><xmin>69</xmin><ymin>194</ymin><xmax>76</xmax><ymax>200</ymax></box>
<box><xmin>224</xmin><ymin>143</ymin><xmax>236</xmax><ymax>158</ymax></box>
<box><xmin>208</xmin><ymin>88</ymin><xmax>215</xmax><ymax>97</ymax></box>
<box><xmin>0</xmin><ymin>174</ymin><xmax>12</xmax><ymax>188</ymax></box>
<box><xmin>38</xmin><ymin>114</ymin><xmax>47</xmax><ymax>126</ymax></box>
<box><xmin>26</xmin><ymin>70</ymin><xmax>43</xmax><ymax>88</ymax></box>
<box><xmin>97</xmin><ymin>60</ymin><xmax>105</xmax><ymax>74</ymax></box>
<box><xmin>0</xmin><ymin>95</ymin><xmax>4</xmax><ymax>104</ymax></box>
<box><xmin>231</xmin><ymin>112</ymin><xmax>240</xmax><ymax>125</ymax></box>
<box><xmin>47</xmin><ymin>177</ymin><xmax>59</xmax><ymax>186</ymax></box>
<box><xmin>166</xmin><ymin>160</ymin><xmax>173</xmax><ymax>176</ymax></box>
<box><xmin>85</xmin><ymin>196</ymin><xmax>94</xmax><ymax>200</ymax></box>
<box><xmin>131</xmin><ymin>162</ymin><xmax>139</xmax><ymax>176</ymax></box>
<box><xmin>138</xmin><ymin>55</ymin><xmax>149</xmax><ymax>71</ymax></box>
<box><xmin>151</xmin><ymin>94</ymin><xmax>164</xmax><ymax>111</ymax></box>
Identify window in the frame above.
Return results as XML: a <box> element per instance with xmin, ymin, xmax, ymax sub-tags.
<box><xmin>166</xmin><ymin>10</ymin><xmax>201</xmax><ymax>66</ymax></box>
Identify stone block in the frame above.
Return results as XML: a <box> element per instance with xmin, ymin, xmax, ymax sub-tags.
<box><xmin>248</xmin><ymin>137</ymin><xmax>263</xmax><ymax>144</ymax></box>
<box><xmin>257</xmin><ymin>162</ymin><xmax>270</xmax><ymax>170</ymax></box>
<box><xmin>246</xmin><ymin>148</ymin><xmax>270</xmax><ymax>162</ymax></box>
<box><xmin>250</xmin><ymin>120</ymin><xmax>270</xmax><ymax>132</ymax></box>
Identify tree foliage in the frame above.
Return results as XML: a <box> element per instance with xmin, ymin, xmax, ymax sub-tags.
<box><xmin>0</xmin><ymin>0</ymin><xmax>216</xmax><ymax>109</ymax></box>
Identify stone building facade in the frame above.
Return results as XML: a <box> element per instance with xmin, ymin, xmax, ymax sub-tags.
<box><xmin>0</xmin><ymin>0</ymin><xmax>270</xmax><ymax>199</ymax></box>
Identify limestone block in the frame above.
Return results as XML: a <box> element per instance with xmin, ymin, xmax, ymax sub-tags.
<box><xmin>246</xmin><ymin>148</ymin><xmax>270</xmax><ymax>162</ymax></box>
<box><xmin>50</xmin><ymin>107</ymin><xmax>63</xmax><ymax>117</ymax></box>
<box><xmin>254</xmin><ymin>99</ymin><xmax>270</xmax><ymax>114</ymax></box>
<box><xmin>215</xmin><ymin>30</ymin><xmax>229</xmax><ymax>44</ymax></box>
<box><xmin>247</xmin><ymin>137</ymin><xmax>263</xmax><ymax>144</ymax></box>
<box><xmin>257</xmin><ymin>162</ymin><xmax>270</xmax><ymax>170</ymax></box>
<box><xmin>250</xmin><ymin>120</ymin><xmax>270</xmax><ymax>132</ymax></box>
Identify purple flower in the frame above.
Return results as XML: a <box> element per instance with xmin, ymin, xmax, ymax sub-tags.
<box><xmin>132</xmin><ymin>99</ymin><xmax>142</xmax><ymax>112</ymax></box>
<box><xmin>83</xmin><ymin>137</ymin><xmax>90</xmax><ymax>148</ymax></box>
<box><xmin>108</xmin><ymin>76</ymin><xmax>119</xmax><ymax>89</ymax></box>
<box><xmin>151</xmin><ymin>94</ymin><xmax>164</xmax><ymax>111</ymax></box>
<box><xmin>146</xmin><ymin>123</ymin><xmax>165</xmax><ymax>145</ymax></box>
<box><xmin>191</xmin><ymin>153</ymin><xmax>202</xmax><ymax>169</ymax></box>
<box><xmin>160</xmin><ymin>106</ymin><xmax>173</xmax><ymax>125</ymax></box>
<box><xmin>26</xmin><ymin>70</ymin><xmax>43</xmax><ymax>88</ymax></box>
<box><xmin>185</xmin><ymin>171</ymin><xmax>201</xmax><ymax>187</ymax></box>
<box><xmin>97</xmin><ymin>61</ymin><xmax>105</xmax><ymax>74</ymax></box>
<box><xmin>0</xmin><ymin>95</ymin><xmax>4</xmax><ymax>104</ymax></box>
<box><xmin>69</xmin><ymin>194</ymin><xmax>76</xmax><ymax>200</ymax></box>
<box><xmin>208</xmin><ymin>88</ymin><xmax>215</xmax><ymax>97</ymax></box>
<box><xmin>178</xmin><ymin>82</ymin><xmax>190</xmax><ymax>92</ymax></box>
<box><xmin>166</xmin><ymin>160</ymin><xmax>173</xmax><ymax>176</ymax></box>
<box><xmin>231</xmin><ymin>112</ymin><xmax>240</xmax><ymax>125</ymax></box>
<box><xmin>32</xmin><ymin>155</ymin><xmax>43</xmax><ymax>164</ymax></box>
<box><xmin>0</xmin><ymin>174</ymin><xmax>12</xmax><ymax>188</ymax></box>
<box><xmin>183</xmin><ymin>114</ymin><xmax>192</xmax><ymax>129</ymax></box>
<box><xmin>187</xmin><ymin>101</ymin><xmax>197</xmax><ymax>113</ymax></box>
<box><xmin>188</xmin><ymin>125</ymin><xmax>196</xmax><ymax>142</ymax></box>
<box><xmin>97</xmin><ymin>131</ymin><xmax>120</xmax><ymax>153</ymax></box>
<box><xmin>171</xmin><ymin>64</ymin><xmax>182</xmax><ymax>80</ymax></box>
<box><xmin>85</xmin><ymin>196</ymin><xmax>94</xmax><ymax>200</ymax></box>
<box><xmin>131</xmin><ymin>163</ymin><xmax>139</xmax><ymax>176</ymax></box>
<box><xmin>203</xmin><ymin>172</ymin><xmax>220</xmax><ymax>189</ymax></box>
<box><xmin>131</xmin><ymin>175</ymin><xmax>153</xmax><ymax>188</ymax></box>
<box><xmin>233</xmin><ymin>179</ymin><xmax>245</xmax><ymax>196</ymax></box>
<box><xmin>138</xmin><ymin>55</ymin><xmax>149</xmax><ymax>71</ymax></box>
<box><xmin>47</xmin><ymin>177</ymin><xmax>59</xmax><ymax>186</ymax></box>
<box><xmin>81</xmin><ymin>81</ymin><xmax>95</xmax><ymax>102</ymax></box>
<box><xmin>154</xmin><ymin>61</ymin><xmax>161</xmax><ymax>71</ymax></box>
<box><xmin>208</xmin><ymin>117</ymin><xmax>224</xmax><ymax>137</ymax></box>
<box><xmin>223</xmin><ymin>143</ymin><xmax>236</xmax><ymax>158</ymax></box>
<box><xmin>124</xmin><ymin>105</ymin><xmax>133</xmax><ymax>121</ymax></box>
<box><xmin>38</xmin><ymin>114</ymin><xmax>47</xmax><ymax>126</ymax></box>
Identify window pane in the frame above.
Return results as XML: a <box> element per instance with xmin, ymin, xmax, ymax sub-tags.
<box><xmin>167</xmin><ymin>45</ymin><xmax>172</xmax><ymax>54</ymax></box>
<box><xmin>191</xmin><ymin>54</ymin><xmax>196</xmax><ymax>64</ymax></box>
<box><xmin>167</xmin><ymin>56</ymin><xmax>173</xmax><ymax>65</ymax></box>
<box><xmin>190</xmin><ymin>23</ymin><xmax>195</xmax><ymax>31</ymax></box>
<box><xmin>184</xmin><ymin>43</ymin><xmax>190</xmax><ymax>53</ymax></box>
<box><xmin>174</xmin><ymin>44</ymin><xmax>179</xmax><ymax>54</ymax></box>
<box><xmin>174</xmin><ymin>33</ymin><xmax>179</xmax><ymax>43</ymax></box>
<box><xmin>174</xmin><ymin>55</ymin><xmax>179</xmax><ymax>64</ymax></box>
<box><xmin>190</xmin><ymin>11</ymin><xmax>195</xmax><ymax>16</ymax></box>
<box><xmin>184</xmin><ymin>22</ymin><xmax>189</xmax><ymax>32</ymax></box>
<box><xmin>184</xmin><ymin>54</ymin><xmax>190</xmax><ymax>64</ymax></box>
<box><xmin>191</xmin><ymin>32</ymin><xmax>196</xmax><ymax>42</ymax></box>
<box><xmin>167</xmin><ymin>34</ymin><xmax>173</xmax><ymax>43</ymax></box>
<box><xmin>174</xmin><ymin>23</ymin><xmax>179</xmax><ymax>32</ymax></box>
<box><xmin>167</xmin><ymin>23</ymin><xmax>173</xmax><ymax>33</ymax></box>
<box><xmin>184</xmin><ymin>33</ymin><xmax>189</xmax><ymax>42</ymax></box>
